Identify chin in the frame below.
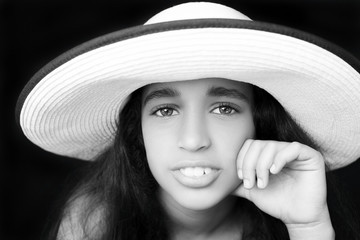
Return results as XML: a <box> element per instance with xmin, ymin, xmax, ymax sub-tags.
<box><xmin>172</xmin><ymin>189</ymin><xmax>232</xmax><ymax>211</ymax></box>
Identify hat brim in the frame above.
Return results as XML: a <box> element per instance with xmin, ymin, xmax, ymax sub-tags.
<box><xmin>16</xmin><ymin>19</ymin><xmax>360</xmax><ymax>168</ymax></box>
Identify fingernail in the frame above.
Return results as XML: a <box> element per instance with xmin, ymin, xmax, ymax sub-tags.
<box><xmin>270</xmin><ymin>164</ymin><xmax>276</xmax><ymax>173</ymax></box>
<box><xmin>237</xmin><ymin>169</ymin><xmax>243</xmax><ymax>179</ymax></box>
<box><xmin>257</xmin><ymin>178</ymin><xmax>264</xmax><ymax>189</ymax></box>
<box><xmin>244</xmin><ymin>179</ymin><xmax>251</xmax><ymax>189</ymax></box>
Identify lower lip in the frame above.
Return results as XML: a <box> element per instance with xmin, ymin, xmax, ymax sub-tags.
<box><xmin>171</xmin><ymin>169</ymin><xmax>221</xmax><ymax>188</ymax></box>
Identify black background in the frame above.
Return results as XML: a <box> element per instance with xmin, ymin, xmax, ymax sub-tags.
<box><xmin>1</xmin><ymin>0</ymin><xmax>360</xmax><ymax>239</ymax></box>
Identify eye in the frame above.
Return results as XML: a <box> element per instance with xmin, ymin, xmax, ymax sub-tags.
<box><xmin>153</xmin><ymin>106</ymin><xmax>179</xmax><ymax>117</ymax></box>
<box><xmin>211</xmin><ymin>103</ymin><xmax>240</xmax><ymax>115</ymax></box>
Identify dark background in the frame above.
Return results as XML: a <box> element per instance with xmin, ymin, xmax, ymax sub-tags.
<box><xmin>1</xmin><ymin>0</ymin><xmax>360</xmax><ymax>239</ymax></box>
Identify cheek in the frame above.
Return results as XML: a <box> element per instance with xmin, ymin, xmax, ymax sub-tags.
<box><xmin>213</xmin><ymin>118</ymin><xmax>255</xmax><ymax>177</ymax></box>
<box><xmin>142</xmin><ymin>122</ymin><xmax>175</xmax><ymax>174</ymax></box>
<box><xmin>142</xmin><ymin>126</ymin><xmax>179</xmax><ymax>196</ymax></box>
<box><xmin>143</xmin><ymin>123</ymin><xmax>174</xmax><ymax>152</ymax></box>
<box><xmin>214</xmin><ymin>118</ymin><xmax>255</xmax><ymax>153</ymax></box>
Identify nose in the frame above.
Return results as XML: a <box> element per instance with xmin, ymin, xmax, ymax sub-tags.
<box><xmin>178</xmin><ymin>112</ymin><xmax>211</xmax><ymax>152</ymax></box>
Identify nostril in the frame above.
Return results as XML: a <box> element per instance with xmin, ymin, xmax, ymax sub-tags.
<box><xmin>178</xmin><ymin>130</ymin><xmax>211</xmax><ymax>151</ymax></box>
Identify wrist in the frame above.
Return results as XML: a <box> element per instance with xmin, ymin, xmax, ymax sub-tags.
<box><xmin>286</xmin><ymin>218</ymin><xmax>335</xmax><ymax>240</ymax></box>
<box><xmin>286</xmin><ymin>208</ymin><xmax>335</xmax><ymax>240</ymax></box>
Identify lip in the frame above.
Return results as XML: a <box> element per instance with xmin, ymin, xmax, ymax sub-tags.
<box><xmin>171</xmin><ymin>161</ymin><xmax>222</xmax><ymax>188</ymax></box>
<box><xmin>171</xmin><ymin>160</ymin><xmax>220</xmax><ymax>171</ymax></box>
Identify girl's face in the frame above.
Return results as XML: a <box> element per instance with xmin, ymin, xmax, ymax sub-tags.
<box><xmin>141</xmin><ymin>78</ymin><xmax>255</xmax><ymax>210</ymax></box>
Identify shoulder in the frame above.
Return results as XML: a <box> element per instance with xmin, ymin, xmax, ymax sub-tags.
<box><xmin>57</xmin><ymin>195</ymin><xmax>105</xmax><ymax>240</ymax></box>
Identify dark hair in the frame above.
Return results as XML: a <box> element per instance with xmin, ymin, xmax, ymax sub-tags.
<box><xmin>45</xmin><ymin>84</ymin><xmax>360</xmax><ymax>240</ymax></box>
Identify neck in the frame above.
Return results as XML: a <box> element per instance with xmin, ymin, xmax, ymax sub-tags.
<box><xmin>159</xmin><ymin>191</ymin><xmax>242</xmax><ymax>239</ymax></box>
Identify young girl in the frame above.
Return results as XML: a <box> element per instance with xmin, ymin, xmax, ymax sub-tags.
<box><xmin>16</xmin><ymin>2</ymin><xmax>360</xmax><ymax>239</ymax></box>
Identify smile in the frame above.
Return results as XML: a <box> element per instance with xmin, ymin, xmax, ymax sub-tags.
<box><xmin>180</xmin><ymin>167</ymin><xmax>213</xmax><ymax>177</ymax></box>
<box><xmin>171</xmin><ymin>164</ymin><xmax>221</xmax><ymax>188</ymax></box>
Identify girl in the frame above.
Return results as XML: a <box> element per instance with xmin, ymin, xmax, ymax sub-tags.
<box><xmin>16</xmin><ymin>2</ymin><xmax>360</xmax><ymax>239</ymax></box>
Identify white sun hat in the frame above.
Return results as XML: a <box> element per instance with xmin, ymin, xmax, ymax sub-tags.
<box><xmin>16</xmin><ymin>2</ymin><xmax>360</xmax><ymax>169</ymax></box>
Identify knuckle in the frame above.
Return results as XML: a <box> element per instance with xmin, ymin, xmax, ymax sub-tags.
<box><xmin>249</xmin><ymin>140</ymin><xmax>265</xmax><ymax>152</ymax></box>
<box><xmin>290</xmin><ymin>141</ymin><xmax>302</xmax><ymax>150</ymax></box>
<box><xmin>244</xmin><ymin>139</ymin><xmax>254</xmax><ymax>146</ymax></box>
<box><xmin>264</xmin><ymin>141</ymin><xmax>277</xmax><ymax>151</ymax></box>
<box><xmin>252</xmin><ymin>139</ymin><xmax>264</xmax><ymax>147</ymax></box>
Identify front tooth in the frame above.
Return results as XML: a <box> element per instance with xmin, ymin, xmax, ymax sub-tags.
<box><xmin>184</xmin><ymin>167</ymin><xmax>194</xmax><ymax>176</ymax></box>
<box><xmin>194</xmin><ymin>167</ymin><xmax>204</xmax><ymax>177</ymax></box>
<box><xmin>180</xmin><ymin>167</ymin><xmax>213</xmax><ymax>177</ymax></box>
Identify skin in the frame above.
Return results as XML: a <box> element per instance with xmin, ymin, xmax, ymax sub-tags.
<box><xmin>141</xmin><ymin>78</ymin><xmax>334</xmax><ymax>239</ymax></box>
<box><xmin>235</xmin><ymin>140</ymin><xmax>335</xmax><ymax>239</ymax></box>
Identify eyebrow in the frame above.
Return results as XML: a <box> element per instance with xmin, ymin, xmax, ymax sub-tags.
<box><xmin>143</xmin><ymin>87</ymin><xmax>180</xmax><ymax>105</ymax></box>
<box><xmin>207</xmin><ymin>86</ymin><xmax>250</xmax><ymax>103</ymax></box>
<box><xmin>143</xmin><ymin>85</ymin><xmax>250</xmax><ymax>106</ymax></box>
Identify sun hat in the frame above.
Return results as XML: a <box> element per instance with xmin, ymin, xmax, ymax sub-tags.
<box><xmin>16</xmin><ymin>2</ymin><xmax>360</xmax><ymax>169</ymax></box>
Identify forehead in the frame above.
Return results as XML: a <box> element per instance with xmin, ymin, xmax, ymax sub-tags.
<box><xmin>143</xmin><ymin>78</ymin><xmax>253</xmax><ymax>95</ymax></box>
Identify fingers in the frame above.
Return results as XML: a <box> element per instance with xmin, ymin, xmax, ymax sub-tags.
<box><xmin>237</xmin><ymin>140</ymin><xmax>295</xmax><ymax>189</ymax></box>
<box><xmin>238</xmin><ymin>140</ymin><xmax>261</xmax><ymax>189</ymax></box>
<box><xmin>269</xmin><ymin>142</ymin><xmax>301</xmax><ymax>174</ymax></box>
<box><xmin>236</xmin><ymin>139</ymin><xmax>252</xmax><ymax>180</ymax></box>
<box><xmin>256</xmin><ymin>142</ymin><xmax>278</xmax><ymax>188</ymax></box>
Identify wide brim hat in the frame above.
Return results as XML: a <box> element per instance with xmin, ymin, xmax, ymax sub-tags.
<box><xmin>16</xmin><ymin>2</ymin><xmax>360</xmax><ymax>169</ymax></box>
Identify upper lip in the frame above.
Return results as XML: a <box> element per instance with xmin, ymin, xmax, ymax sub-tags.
<box><xmin>171</xmin><ymin>161</ymin><xmax>221</xmax><ymax>171</ymax></box>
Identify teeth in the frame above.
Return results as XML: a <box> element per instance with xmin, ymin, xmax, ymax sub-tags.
<box><xmin>194</xmin><ymin>167</ymin><xmax>203</xmax><ymax>177</ymax></box>
<box><xmin>180</xmin><ymin>167</ymin><xmax>213</xmax><ymax>177</ymax></box>
<box><xmin>204</xmin><ymin>168</ymin><xmax>212</xmax><ymax>174</ymax></box>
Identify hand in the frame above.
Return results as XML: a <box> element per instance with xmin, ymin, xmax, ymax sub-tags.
<box><xmin>233</xmin><ymin>140</ymin><xmax>331</xmax><ymax>227</ymax></box>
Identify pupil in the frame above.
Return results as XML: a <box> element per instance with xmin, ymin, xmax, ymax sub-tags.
<box><xmin>161</xmin><ymin>108</ymin><xmax>173</xmax><ymax>116</ymax></box>
<box><xmin>220</xmin><ymin>106</ymin><xmax>231</xmax><ymax>114</ymax></box>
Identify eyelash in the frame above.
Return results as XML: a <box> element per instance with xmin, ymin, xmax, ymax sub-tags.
<box><xmin>151</xmin><ymin>102</ymin><xmax>241</xmax><ymax>117</ymax></box>
<box><xmin>151</xmin><ymin>104</ymin><xmax>179</xmax><ymax>117</ymax></box>
<box><xmin>211</xmin><ymin>102</ymin><xmax>241</xmax><ymax>115</ymax></box>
